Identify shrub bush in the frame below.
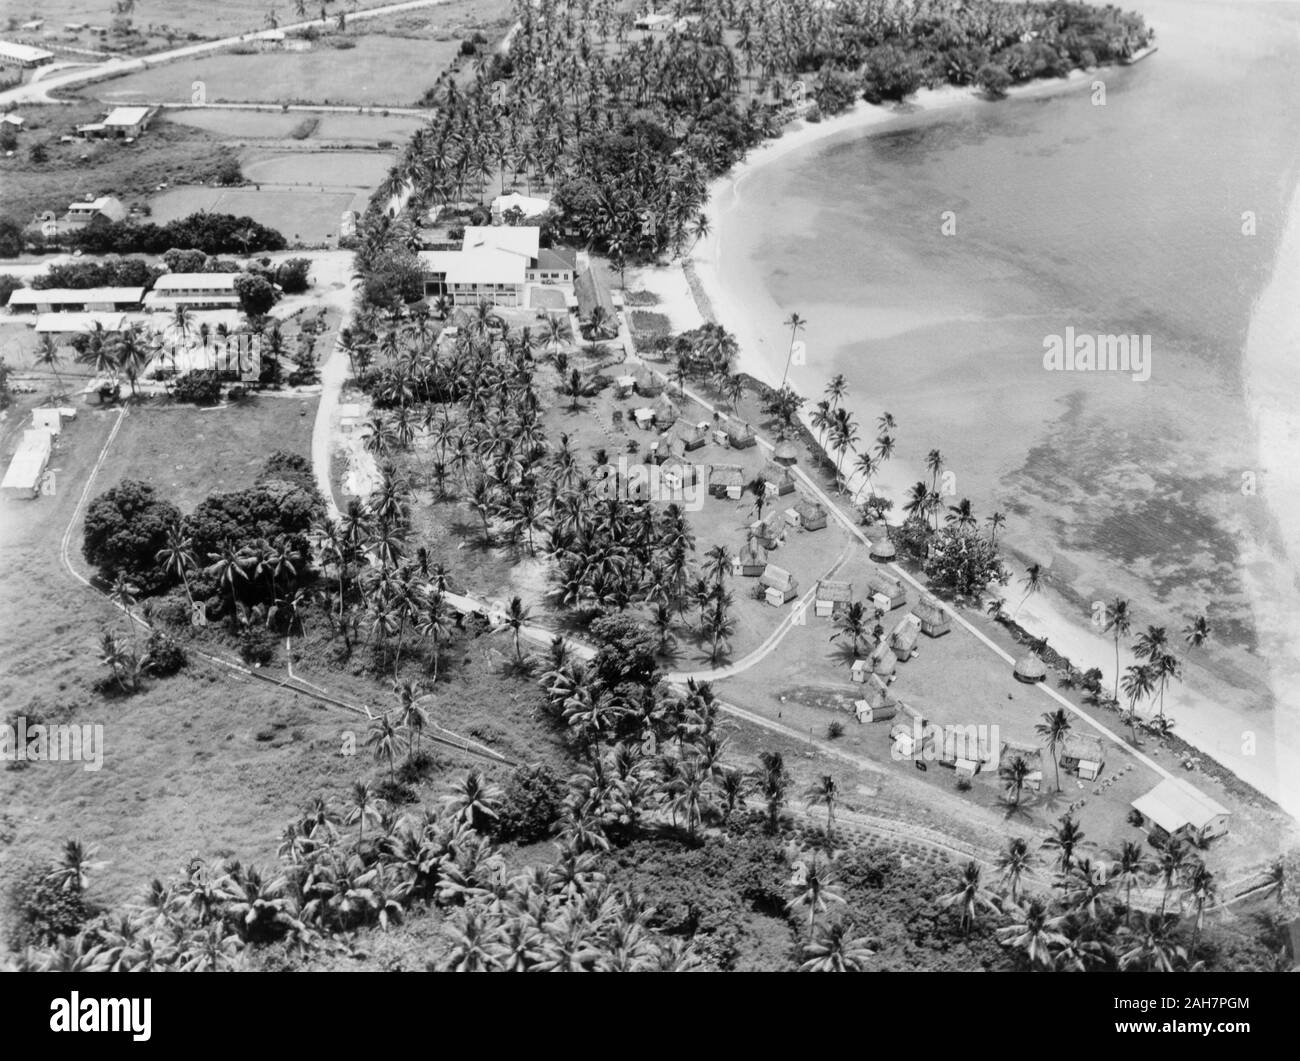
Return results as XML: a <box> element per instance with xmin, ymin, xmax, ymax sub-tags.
<box><xmin>145</xmin><ymin>631</ymin><xmax>187</xmax><ymax>676</ymax></box>
<box><xmin>172</xmin><ymin>369</ymin><xmax>222</xmax><ymax>405</ymax></box>
<box><xmin>240</xmin><ymin>626</ymin><xmax>278</xmax><ymax>666</ymax></box>
<box><xmin>495</xmin><ymin>764</ymin><xmax>565</xmax><ymax>843</ymax></box>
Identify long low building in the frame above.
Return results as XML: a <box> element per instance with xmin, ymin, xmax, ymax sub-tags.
<box><xmin>1</xmin><ymin>429</ymin><xmax>53</xmax><ymax>499</ymax></box>
<box><xmin>8</xmin><ymin>287</ymin><xmax>144</xmax><ymax>313</ymax></box>
<box><xmin>0</xmin><ymin>40</ymin><xmax>55</xmax><ymax>69</ymax></box>
<box><xmin>34</xmin><ymin>312</ymin><xmax>126</xmax><ymax>337</ymax></box>
<box><xmin>143</xmin><ymin>272</ymin><xmax>242</xmax><ymax>310</ymax></box>
<box><xmin>1131</xmin><ymin>777</ymin><xmax>1230</xmax><ymax>843</ymax></box>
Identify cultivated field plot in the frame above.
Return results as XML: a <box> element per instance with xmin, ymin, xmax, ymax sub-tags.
<box><xmin>94</xmin><ymin>36</ymin><xmax>461</xmax><ymax>107</ymax></box>
<box><xmin>164</xmin><ymin>108</ymin><xmax>429</xmax><ymax>143</ymax></box>
<box><xmin>148</xmin><ymin>186</ymin><xmax>361</xmax><ymax>244</ymax></box>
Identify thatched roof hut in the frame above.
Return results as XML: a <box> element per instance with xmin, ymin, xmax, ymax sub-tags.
<box><xmin>853</xmin><ymin>681</ymin><xmax>899</xmax><ymax>722</ymax></box>
<box><xmin>913</xmin><ymin>597</ymin><xmax>951</xmax><ymax>637</ymax></box>
<box><xmin>759</xmin><ymin>563</ymin><xmax>797</xmax><ymax>594</ymax></box>
<box><xmin>870</xmin><ymin>641</ymin><xmax>897</xmax><ymax>677</ymax></box>
<box><xmin>1060</xmin><ymin>733</ymin><xmax>1105</xmax><ymax>779</ymax></box>
<box><xmin>760</xmin><ymin>460</ymin><xmax>795</xmax><ymax>495</ymax></box>
<box><xmin>772</xmin><ymin>439</ymin><xmax>799</xmax><ymax>466</ymax></box>
<box><xmin>726</xmin><ymin>420</ymin><xmax>756</xmax><ymax>449</ymax></box>
<box><xmin>734</xmin><ymin>536</ymin><xmax>767</xmax><ymax>576</ymax></box>
<box><xmin>795</xmin><ymin>496</ymin><xmax>827</xmax><ymax>531</ymax></box>
<box><xmin>708</xmin><ymin>463</ymin><xmax>744</xmax><ymax>498</ymax></box>
<box><xmin>634</xmin><ymin>369</ymin><xmax>663</xmax><ymax>397</ymax></box>
<box><xmin>867</xmin><ymin>572</ymin><xmax>907</xmax><ymax>610</ymax></box>
<box><xmin>652</xmin><ymin>394</ymin><xmax>678</xmax><ymax>427</ymax></box>
<box><xmin>889</xmin><ymin>614</ymin><xmax>921</xmax><ymax>660</ymax></box>
<box><xmin>669</xmin><ymin>419</ymin><xmax>708</xmax><ymax>451</ymax></box>
<box><xmin>816</xmin><ymin>579</ymin><xmax>852</xmax><ymax>604</ymax></box>
<box><xmin>868</xmin><ymin>537</ymin><xmax>897</xmax><ymax>562</ymax></box>
<box><xmin>1013</xmin><ymin>652</ymin><xmax>1048</xmax><ymax>683</ymax></box>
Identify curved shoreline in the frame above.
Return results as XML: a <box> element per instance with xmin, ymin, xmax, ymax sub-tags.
<box><xmin>656</xmin><ymin>68</ymin><xmax>1300</xmax><ymax>821</ymax></box>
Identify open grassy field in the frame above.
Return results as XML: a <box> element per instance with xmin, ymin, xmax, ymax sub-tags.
<box><xmin>164</xmin><ymin>108</ymin><xmax>429</xmax><ymax>143</ymax></box>
<box><xmin>93</xmin><ymin>35</ymin><xmax>461</xmax><ymax>107</ymax></box>
<box><xmin>0</xmin><ymin>104</ymin><xmax>235</xmax><ymax>225</ymax></box>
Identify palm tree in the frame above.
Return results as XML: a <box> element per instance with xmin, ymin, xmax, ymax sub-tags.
<box><xmin>1112</xmin><ymin>840</ymin><xmax>1153</xmax><ymax>926</ymax></box>
<box><xmin>499</xmin><ymin>596</ymin><xmax>531</xmax><ymax>663</ymax></box>
<box><xmin>108</xmin><ymin>573</ymin><xmax>141</xmax><ymax>655</ymax></box>
<box><xmin>747</xmin><ymin>474</ymin><xmax>769</xmax><ymax>521</ymax></box>
<box><xmin>445</xmin><ymin>769</ymin><xmax>502</xmax><ymax>832</ymax></box>
<box><xmin>805</xmin><ymin>774</ymin><xmax>838</xmax><ymax>847</ymax></box>
<box><xmin>1035</xmin><ymin>708</ymin><xmax>1071</xmax><ymax>792</ymax></box>
<box><xmin>1104</xmin><ymin>597</ymin><xmax>1131</xmax><ymax>702</ymax></box>
<box><xmin>756</xmin><ymin>750</ymin><xmax>789</xmax><ymax>833</ymax></box>
<box><xmin>1042</xmin><ymin>814</ymin><xmax>1086</xmax><ymax>874</ymax></box>
<box><xmin>779</xmin><ymin>311</ymin><xmax>806</xmax><ymax>389</ymax></box>
<box><xmin>996</xmin><ymin>836</ymin><xmax>1035</xmax><ymax>905</ymax></box>
<box><xmin>799</xmin><ymin>920</ymin><xmax>873</xmax><ymax>971</ymax></box>
<box><xmin>667</xmin><ymin>757</ymin><xmax>711</xmax><ymax>842</ymax></box>
<box><xmin>787</xmin><ymin>854</ymin><xmax>845</xmax><ymax>936</ymax></box>
<box><xmin>1118</xmin><ymin>911</ymin><xmax>1187</xmax><ymax>971</ymax></box>
<box><xmin>366</xmin><ymin>712</ymin><xmax>401</xmax><ymax>784</ymax></box>
<box><xmin>345</xmin><ymin>780</ymin><xmax>382</xmax><ymax>848</ymax></box>
<box><xmin>939</xmin><ymin>860</ymin><xmax>999</xmax><ymax>935</ymax></box>
<box><xmin>986</xmin><ymin>511</ymin><xmax>1006</xmax><ymax>545</ymax></box>
<box><xmin>996</xmin><ymin>898</ymin><xmax>1066</xmax><ymax>969</ymax></box>
<box><xmin>34</xmin><ymin>335</ymin><xmax>66</xmax><ymax>396</ymax></box>
<box><xmin>831</xmin><ymin>601</ymin><xmax>869</xmax><ymax>657</ymax></box>
<box><xmin>1157</xmin><ymin>836</ymin><xmax>1196</xmax><ymax>916</ymax></box>
<box><xmin>1002</xmin><ymin>755</ymin><xmax>1032</xmax><ymax>809</ymax></box>
<box><xmin>156</xmin><ymin>523</ymin><xmax>197</xmax><ymax>607</ymax></box>
<box><xmin>925</xmin><ymin>448</ymin><xmax>944</xmax><ymax>491</ymax></box>
<box><xmin>1014</xmin><ymin>563</ymin><xmax>1041</xmax><ymax>618</ymax></box>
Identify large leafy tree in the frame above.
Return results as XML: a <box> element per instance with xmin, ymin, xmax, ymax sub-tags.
<box><xmin>82</xmin><ymin>480</ymin><xmax>182</xmax><ymax>593</ymax></box>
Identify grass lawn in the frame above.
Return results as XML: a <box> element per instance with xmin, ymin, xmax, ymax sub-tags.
<box><xmin>92</xmin><ymin>36</ymin><xmax>462</xmax><ymax>108</ymax></box>
<box><xmin>0</xmin><ymin>105</ymin><xmax>235</xmax><ymax>224</ymax></box>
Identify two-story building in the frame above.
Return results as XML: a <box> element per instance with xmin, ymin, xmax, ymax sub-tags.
<box><xmin>419</xmin><ymin>226</ymin><xmax>576</xmax><ymax>307</ymax></box>
<box><xmin>144</xmin><ymin>272</ymin><xmax>243</xmax><ymax>311</ymax></box>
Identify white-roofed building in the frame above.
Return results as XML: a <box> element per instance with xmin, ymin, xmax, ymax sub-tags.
<box><xmin>100</xmin><ymin>106</ymin><xmax>154</xmax><ymax>138</ymax></box>
<box><xmin>64</xmin><ymin>195</ymin><xmax>128</xmax><ymax>227</ymax></box>
<box><xmin>1131</xmin><ymin>777</ymin><xmax>1230</xmax><ymax>843</ymax></box>
<box><xmin>0</xmin><ymin>40</ymin><xmax>55</xmax><ymax>70</ymax></box>
<box><xmin>9</xmin><ymin>287</ymin><xmax>143</xmax><ymax>312</ymax></box>
<box><xmin>144</xmin><ymin>272</ymin><xmax>242</xmax><ymax>311</ymax></box>
<box><xmin>420</xmin><ymin>226</ymin><xmax>574</xmax><ymax>306</ymax></box>
<box><xmin>1</xmin><ymin>429</ymin><xmax>53</xmax><ymax>499</ymax></box>
<box><xmin>34</xmin><ymin>312</ymin><xmax>126</xmax><ymax>337</ymax></box>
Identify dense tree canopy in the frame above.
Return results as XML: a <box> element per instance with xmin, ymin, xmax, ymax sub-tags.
<box><xmin>82</xmin><ymin>479</ymin><xmax>182</xmax><ymax>593</ymax></box>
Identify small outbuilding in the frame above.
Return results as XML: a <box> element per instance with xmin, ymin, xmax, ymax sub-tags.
<box><xmin>1</xmin><ymin>429</ymin><xmax>52</xmax><ymax>499</ymax></box>
<box><xmin>913</xmin><ymin>597</ymin><xmax>951</xmax><ymax>638</ymax></box>
<box><xmin>733</xmin><ymin>536</ymin><xmax>767</xmax><ymax>577</ymax></box>
<box><xmin>633</xmin><ymin>370</ymin><xmax>663</xmax><ymax>398</ymax></box>
<box><xmin>753</xmin><ymin>509</ymin><xmax>786</xmax><ymax>550</ymax></box>
<box><xmin>815</xmin><ymin>578</ymin><xmax>852</xmax><ymax>619</ymax></box>
<box><xmin>795</xmin><ymin>496</ymin><xmax>827</xmax><ymax>531</ymax></box>
<box><xmin>708</xmin><ymin>463</ymin><xmax>744</xmax><ymax>499</ymax></box>
<box><xmin>866</xmin><ymin>572</ymin><xmax>907</xmax><ymax>611</ymax></box>
<box><xmin>1060</xmin><ymin>732</ymin><xmax>1105</xmax><ymax>781</ymax></box>
<box><xmin>759</xmin><ymin>563</ymin><xmax>798</xmax><ymax>605</ymax></box>
<box><xmin>725</xmin><ymin>420</ymin><xmax>756</xmax><ymax>449</ymax></box>
<box><xmin>760</xmin><ymin>460</ymin><xmax>795</xmax><ymax>496</ymax></box>
<box><xmin>889</xmin><ymin>614</ymin><xmax>921</xmax><ymax>661</ymax></box>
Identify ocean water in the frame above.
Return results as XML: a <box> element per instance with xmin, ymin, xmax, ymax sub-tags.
<box><xmin>718</xmin><ymin>0</ymin><xmax>1300</xmax><ymax>795</ymax></box>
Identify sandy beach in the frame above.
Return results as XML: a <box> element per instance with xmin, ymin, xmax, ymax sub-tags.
<box><xmin>632</xmin><ymin>68</ymin><xmax>1300</xmax><ymax>822</ymax></box>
